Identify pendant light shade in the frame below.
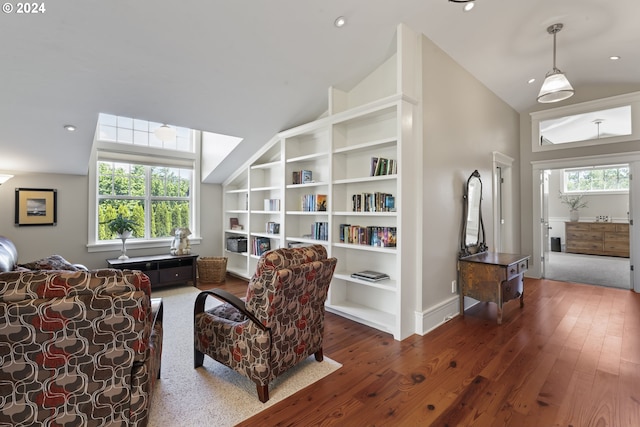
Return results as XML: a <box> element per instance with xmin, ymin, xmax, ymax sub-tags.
<box><xmin>538</xmin><ymin>23</ymin><xmax>574</xmax><ymax>103</ymax></box>
<box><xmin>154</xmin><ymin>124</ymin><xmax>176</xmax><ymax>142</ymax></box>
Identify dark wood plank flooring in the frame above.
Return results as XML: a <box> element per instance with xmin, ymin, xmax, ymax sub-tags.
<box><xmin>198</xmin><ymin>276</ymin><xmax>640</xmax><ymax>427</ymax></box>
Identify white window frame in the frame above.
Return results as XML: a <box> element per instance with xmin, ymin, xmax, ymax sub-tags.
<box><xmin>531</xmin><ymin>91</ymin><xmax>640</xmax><ymax>153</ymax></box>
<box><xmin>88</xmin><ymin>134</ymin><xmax>202</xmax><ymax>253</ymax></box>
<box><xmin>561</xmin><ymin>164</ymin><xmax>630</xmax><ymax>195</ymax></box>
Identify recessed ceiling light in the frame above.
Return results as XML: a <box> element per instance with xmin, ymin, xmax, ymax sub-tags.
<box><xmin>334</xmin><ymin>16</ymin><xmax>346</xmax><ymax>28</ymax></box>
<box><xmin>64</xmin><ymin>124</ymin><xmax>76</xmax><ymax>132</ymax></box>
<box><xmin>610</xmin><ymin>55</ymin><xmax>621</xmax><ymax>60</ymax></box>
<box><xmin>528</xmin><ymin>78</ymin><xmax>536</xmax><ymax>84</ymax></box>
<box><xmin>463</xmin><ymin>2</ymin><xmax>475</xmax><ymax>11</ymax></box>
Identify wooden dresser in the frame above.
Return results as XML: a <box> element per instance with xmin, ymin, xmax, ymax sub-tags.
<box><xmin>458</xmin><ymin>252</ymin><xmax>530</xmax><ymax>325</ymax></box>
<box><xmin>107</xmin><ymin>253</ymin><xmax>198</xmax><ymax>289</ymax></box>
<box><xmin>565</xmin><ymin>221</ymin><xmax>629</xmax><ymax>257</ymax></box>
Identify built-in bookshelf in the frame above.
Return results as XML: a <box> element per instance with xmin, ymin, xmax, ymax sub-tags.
<box><xmin>222</xmin><ymin>24</ymin><xmax>419</xmax><ymax>340</ymax></box>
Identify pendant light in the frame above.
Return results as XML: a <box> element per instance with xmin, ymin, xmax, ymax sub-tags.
<box><xmin>154</xmin><ymin>124</ymin><xmax>177</xmax><ymax>142</ymax></box>
<box><xmin>538</xmin><ymin>23</ymin><xmax>574</xmax><ymax>103</ymax></box>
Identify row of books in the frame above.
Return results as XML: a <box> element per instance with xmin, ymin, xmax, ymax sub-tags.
<box><xmin>263</xmin><ymin>198</ymin><xmax>281</xmax><ymax>211</ymax></box>
<box><xmin>302</xmin><ymin>194</ymin><xmax>327</xmax><ymax>212</ymax></box>
<box><xmin>352</xmin><ymin>192</ymin><xmax>395</xmax><ymax>212</ymax></box>
<box><xmin>338</xmin><ymin>224</ymin><xmax>397</xmax><ymax>247</ymax></box>
<box><xmin>370</xmin><ymin>157</ymin><xmax>397</xmax><ymax>176</ymax></box>
<box><xmin>292</xmin><ymin>170</ymin><xmax>313</xmax><ymax>185</ymax></box>
<box><xmin>252</xmin><ymin>237</ymin><xmax>271</xmax><ymax>256</ymax></box>
<box><xmin>302</xmin><ymin>221</ymin><xmax>328</xmax><ymax>241</ymax></box>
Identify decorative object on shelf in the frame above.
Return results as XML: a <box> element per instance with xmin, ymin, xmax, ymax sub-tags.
<box><xmin>538</xmin><ymin>23</ymin><xmax>574</xmax><ymax>103</ymax></box>
<box><xmin>459</xmin><ymin>170</ymin><xmax>487</xmax><ymax>257</ymax></box>
<box><xmin>170</xmin><ymin>227</ymin><xmax>192</xmax><ymax>255</ymax></box>
<box><xmin>14</xmin><ymin>188</ymin><xmax>57</xmax><ymax>226</ymax></box>
<box><xmin>558</xmin><ymin>191</ymin><xmax>588</xmax><ymax>222</ymax></box>
<box><xmin>230</xmin><ymin>217</ymin><xmax>243</xmax><ymax>230</ymax></box>
<box><xmin>266</xmin><ymin>221</ymin><xmax>280</xmax><ymax>234</ymax></box>
<box><xmin>154</xmin><ymin>124</ymin><xmax>177</xmax><ymax>142</ymax></box>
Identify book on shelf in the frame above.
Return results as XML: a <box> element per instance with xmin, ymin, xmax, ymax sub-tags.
<box><xmin>350</xmin><ymin>270</ymin><xmax>390</xmax><ymax>282</ymax></box>
<box><xmin>266</xmin><ymin>221</ymin><xmax>280</xmax><ymax>234</ymax></box>
<box><xmin>352</xmin><ymin>192</ymin><xmax>395</xmax><ymax>212</ymax></box>
<box><xmin>301</xmin><ymin>170</ymin><xmax>313</xmax><ymax>184</ymax></box>
<box><xmin>263</xmin><ymin>198</ymin><xmax>281</xmax><ymax>211</ymax></box>
<box><xmin>370</xmin><ymin>157</ymin><xmax>397</xmax><ymax>176</ymax></box>
<box><xmin>302</xmin><ymin>194</ymin><xmax>327</xmax><ymax>212</ymax></box>
<box><xmin>339</xmin><ymin>224</ymin><xmax>397</xmax><ymax>247</ymax></box>
<box><xmin>254</xmin><ymin>237</ymin><xmax>271</xmax><ymax>256</ymax></box>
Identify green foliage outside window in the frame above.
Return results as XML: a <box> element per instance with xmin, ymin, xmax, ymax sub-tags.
<box><xmin>97</xmin><ymin>161</ymin><xmax>192</xmax><ymax>241</ymax></box>
<box><xmin>564</xmin><ymin>166</ymin><xmax>629</xmax><ymax>193</ymax></box>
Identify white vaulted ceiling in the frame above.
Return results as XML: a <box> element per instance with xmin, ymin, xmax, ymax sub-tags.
<box><xmin>1</xmin><ymin>0</ymin><xmax>639</xmax><ymax>182</ymax></box>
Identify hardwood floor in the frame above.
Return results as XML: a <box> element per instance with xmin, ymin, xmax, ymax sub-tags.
<box><xmin>198</xmin><ymin>276</ymin><xmax>640</xmax><ymax>426</ymax></box>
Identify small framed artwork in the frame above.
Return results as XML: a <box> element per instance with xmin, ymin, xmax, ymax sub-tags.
<box><xmin>15</xmin><ymin>188</ymin><xmax>58</xmax><ymax>226</ymax></box>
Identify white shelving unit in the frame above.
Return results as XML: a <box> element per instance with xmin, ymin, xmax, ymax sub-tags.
<box><xmin>222</xmin><ymin>24</ymin><xmax>420</xmax><ymax>339</ymax></box>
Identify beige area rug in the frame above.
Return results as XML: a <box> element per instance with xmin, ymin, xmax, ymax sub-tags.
<box><xmin>148</xmin><ymin>285</ymin><xmax>342</xmax><ymax>427</ymax></box>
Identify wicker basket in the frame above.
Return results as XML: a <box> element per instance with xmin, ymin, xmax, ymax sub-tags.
<box><xmin>197</xmin><ymin>257</ymin><xmax>227</xmax><ymax>283</ymax></box>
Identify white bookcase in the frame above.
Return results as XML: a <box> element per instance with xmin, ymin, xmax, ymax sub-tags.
<box><xmin>222</xmin><ymin>24</ymin><xmax>420</xmax><ymax>340</ymax></box>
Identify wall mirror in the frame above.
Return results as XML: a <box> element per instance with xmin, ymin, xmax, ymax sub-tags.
<box><xmin>460</xmin><ymin>170</ymin><xmax>487</xmax><ymax>258</ymax></box>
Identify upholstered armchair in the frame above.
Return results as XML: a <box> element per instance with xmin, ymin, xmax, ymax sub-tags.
<box><xmin>0</xmin><ymin>268</ymin><xmax>163</xmax><ymax>426</ymax></box>
<box><xmin>194</xmin><ymin>245</ymin><xmax>337</xmax><ymax>402</ymax></box>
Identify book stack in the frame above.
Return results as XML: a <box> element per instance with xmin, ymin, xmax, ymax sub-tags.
<box><xmin>352</xmin><ymin>192</ymin><xmax>394</xmax><ymax>212</ymax></box>
<box><xmin>302</xmin><ymin>194</ymin><xmax>327</xmax><ymax>212</ymax></box>
<box><xmin>338</xmin><ymin>224</ymin><xmax>397</xmax><ymax>247</ymax></box>
<box><xmin>370</xmin><ymin>157</ymin><xmax>397</xmax><ymax>176</ymax></box>
<box><xmin>292</xmin><ymin>170</ymin><xmax>313</xmax><ymax>184</ymax></box>
<box><xmin>350</xmin><ymin>270</ymin><xmax>390</xmax><ymax>282</ymax></box>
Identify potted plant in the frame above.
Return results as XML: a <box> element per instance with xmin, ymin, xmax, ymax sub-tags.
<box><xmin>558</xmin><ymin>191</ymin><xmax>588</xmax><ymax>221</ymax></box>
<box><xmin>106</xmin><ymin>213</ymin><xmax>138</xmax><ymax>238</ymax></box>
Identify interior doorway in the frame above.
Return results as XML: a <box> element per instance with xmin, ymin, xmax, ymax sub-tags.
<box><xmin>493</xmin><ymin>152</ymin><xmax>514</xmax><ymax>253</ymax></box>
<box><xmin>540</xmin><ymin>164</ymin><xmax>631</xmax><ymax>290</ymax></box>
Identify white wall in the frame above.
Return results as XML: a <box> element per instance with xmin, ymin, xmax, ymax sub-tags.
<box><xmin>0</xmin><ymin>173</ymin><xmax>223</xmax><ymax>269</ymax></box>
<box><xmin>420</xmin><ymin>36</ymin><xmax>521</xmax><ymax>311</ymax></box>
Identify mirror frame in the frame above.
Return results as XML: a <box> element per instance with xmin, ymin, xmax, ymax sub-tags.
<box><xmin>460</xmin><ymin>170</ymin><xmax>487</xmax><ymax>258</ymax></box>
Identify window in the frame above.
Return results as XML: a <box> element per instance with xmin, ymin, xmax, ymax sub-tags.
<box><xmin>97</xmin><ymin>162</ymin><xmax>193</xmax><ymax>240</ymax></box>
<box><xmin>563</xmin><ymin>165</ymin><xmax>629</xmax><ymax>193</ymax></box>
<box><xmin>89</xmin><ymin>114</ymin><xmax>200</xmax><ymax>249</ymax></box>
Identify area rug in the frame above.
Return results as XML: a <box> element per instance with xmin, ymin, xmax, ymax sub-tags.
<box><xmin>148</xmin><ymin>285</ymin><xmax>342</xmax><ymax>427</ymax></box>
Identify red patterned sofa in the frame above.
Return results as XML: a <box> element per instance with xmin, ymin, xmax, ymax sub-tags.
<box><xmin>194</xmin><ymin>244</ymin><xmax>337</xmax><ymax>402</ymax></box>
<box><xmin>0</xmin><ymin>237</ymin><xmax>163</xmax><ymax>426</ymax></box>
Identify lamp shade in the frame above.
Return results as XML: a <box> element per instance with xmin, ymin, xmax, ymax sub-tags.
<box><xmin>537</xmin><ymin>69</ymin><xmax>574</xmax><ymax>103</ymax></box>
<box><xmin>154</xmin><ymin>124</ymin><xmax>176</xmax><ymax>142</ymax></box>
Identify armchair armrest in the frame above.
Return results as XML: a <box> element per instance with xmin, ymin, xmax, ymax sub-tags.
<box><xmin>194</xmin><ymin>289</ymin><xmax>267</xmax><ymax>332</ymax></box>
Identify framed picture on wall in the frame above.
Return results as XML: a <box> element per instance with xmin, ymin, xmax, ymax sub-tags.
<box><xmin>15</xmin><ymin>188</ymin><xmax>57</xmax><ymax>226</ymax></box>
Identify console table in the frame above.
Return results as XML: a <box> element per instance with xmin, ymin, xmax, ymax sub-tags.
<box><xmin>458</xmin><ymin>252</ymin><xmax>529</xmax><ymax>325</ymax></box>
<box><xmin>107</xmin><ymin>254</ymin><xmax>198</xmax><ymax>289</ymax></box>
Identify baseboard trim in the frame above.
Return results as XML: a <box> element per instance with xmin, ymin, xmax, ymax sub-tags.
<box><xmin>415</xmin><ymin>295</ymin><xmax>459</xmax><ymax>335</ymax></box>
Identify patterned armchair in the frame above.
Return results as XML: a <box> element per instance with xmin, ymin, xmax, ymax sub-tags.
<box><xmin>194</xmin><ymin>245</ymin><xmax>337</xmax><ymax>402</ymax></box>
<box><xmin>0</xmin><ymin>268</ymin><xmax>163</xmax><ymax>426</ymax></box>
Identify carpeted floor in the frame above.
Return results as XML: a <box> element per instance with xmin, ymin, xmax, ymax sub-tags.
<box><xmin>147</xmin><ymin>285</ymin><xmax>341</xmax><ymax>427</ymax></box>
<box><xmin>544</xmin><ymin>251</ymin><xmax>630</xmax><ymax>289</ymax></box>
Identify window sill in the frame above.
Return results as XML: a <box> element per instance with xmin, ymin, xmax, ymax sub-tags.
<box><xmin>87</xmin><ymin>237</ymin><xmax>202</xmax><ymax>253</ymax></box>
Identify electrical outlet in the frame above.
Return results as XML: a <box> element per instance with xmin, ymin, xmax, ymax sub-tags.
<box><xmin>451</xmin><ymin>280</ymin><xmax>457</xmax><ymax>293</ymax></box>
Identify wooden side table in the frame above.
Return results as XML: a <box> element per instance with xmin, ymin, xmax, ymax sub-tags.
<box><xmin>458</xmin><ymin>252</ymin><xmax>529</xmax><ymax>324</ymax></box>
<box><xmin>107</xmin><ymin>253</ymin><xmax>198</xmax><ymax>289</ymax></box>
